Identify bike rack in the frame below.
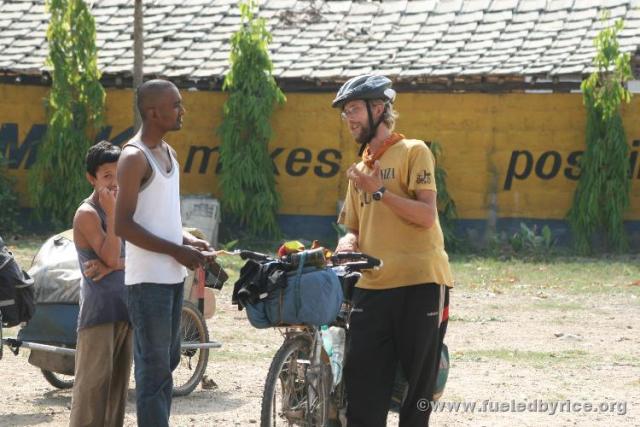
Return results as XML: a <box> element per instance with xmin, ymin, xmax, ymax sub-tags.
<box><xmin>2</xmin><ymin>337</ymin><xmax>222</xmax><ymax>356</ymax></box>
<box><xmin>181</xmin><ymin>340</ymin><xmax>222</xmax><ymax>350</ymax></box>
<box><xmin>2</xmin><ymin>338</ymin><xmax>75</xmax><ymax>356</ymax></box>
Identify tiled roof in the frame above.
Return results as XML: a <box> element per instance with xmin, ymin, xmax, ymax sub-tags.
<box><xmin>1</xmin><ymin>0</ymin><xmax>639</xmax><ymax>87</ymax></box>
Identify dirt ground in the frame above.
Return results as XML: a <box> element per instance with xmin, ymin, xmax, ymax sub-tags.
<box><xmin>1</xmin><ymin>254</ymin><xmax>639</xmax><ymax>426</ymax></box>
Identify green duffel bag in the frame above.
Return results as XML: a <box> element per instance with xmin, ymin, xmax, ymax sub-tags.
<box><xmin>390</xmin><ymin>344</ymin><xmax>450</xmax><ymax>411</ymax></box>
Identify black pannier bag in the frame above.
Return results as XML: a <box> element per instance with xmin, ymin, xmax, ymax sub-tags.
<box><xmin>0</xmin><ymin>236</ymin><xmax>35</xmax><ymax>327</ymax></box>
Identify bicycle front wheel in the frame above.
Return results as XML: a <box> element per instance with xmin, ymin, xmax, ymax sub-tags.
<box><xmin>261</xmin><ymin>335</ymin><xmax>330</xmax><ymax>426</ymax></box>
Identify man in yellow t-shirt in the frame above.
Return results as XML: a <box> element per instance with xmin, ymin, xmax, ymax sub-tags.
<box><xmin>334</xmin><ymin>75</ymin><xmax>453</xmax><ymax>427</ymax></box>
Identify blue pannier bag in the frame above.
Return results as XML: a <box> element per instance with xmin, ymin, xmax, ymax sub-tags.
<box><xmin>245</xmin><ymin>262</ymin><xmax>343</xmax><ymax>329</ymax></box>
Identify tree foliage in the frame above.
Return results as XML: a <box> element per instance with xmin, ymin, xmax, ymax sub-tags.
<box><xmin>29</xmin><ymin>0</ymin><xmax>105</xmax><ymax>228</ymax></box>
<box><xmin>568</xmin><ymin>15</ymin><xmax>633</xmax><ymax>254</ymax></box>
<box><xmin>218</xmin><ymin>0</ymin><xmax>286</xmax><ymax>237</ymax></box>
<box><xmin>0</xmin><ymin>154</ymin><xmax>21</xmax><ymax>235</ymax></box>
<box><xmin>431</xmin><ymin>142</ymin><xmax>459</xmax><ymax>250</ymax></box>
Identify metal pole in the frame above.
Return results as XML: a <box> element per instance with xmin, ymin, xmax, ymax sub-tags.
<box><xmin>2</xmin><ymin>338</ymin><xmax>221</xmax><ymax>355</ymax></box>
<box><xmin>2</xmin><ymin>339</ymin><xmax>76</xmax><ymax>356</ymax></box>
<box><xmin>133</xmin><ymin>0</ymin><xmax>144</xmax><ymax>131</ymax></box>
<box><xmin>181</xmin><ymin>341</ymin><xmax>222</xmax><ymax>350</ymax></box>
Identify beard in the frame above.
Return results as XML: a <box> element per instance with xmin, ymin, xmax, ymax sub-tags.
<box><xmin>353</xmin><ymin>123</ymin><xmax>371</xmax><ymax>144</ymax></box>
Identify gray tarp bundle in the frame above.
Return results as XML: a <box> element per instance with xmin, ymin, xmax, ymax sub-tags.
<box><xmin>28</xmin><ymin>230</ymin><xmax>200</xmax><ymax>305</ymax></box>
<box><xmin>28</xmin><ymin>232</ymin><xmax>81</xmax><ymax>304</ymax></box>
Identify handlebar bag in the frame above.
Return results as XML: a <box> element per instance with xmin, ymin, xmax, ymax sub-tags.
<box><xmin>245</xmin><ymin>260</ymin><xmax>343</xmax><ymax>329</ymax></box>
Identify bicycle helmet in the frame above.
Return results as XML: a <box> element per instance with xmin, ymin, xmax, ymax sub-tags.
<box><xmin>331</xmin><ymin>74</ymin><xmax>395</xmax><ymax>108</ymax></box>
<box><xmin>332</xmin><ymin>75</ymin><xmax>396</xmax><ymax>155</ymax></box>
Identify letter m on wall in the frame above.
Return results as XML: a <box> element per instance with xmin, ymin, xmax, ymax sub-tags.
<box><xmin>0</xmin><ymin>123</ymin><xmax>46</xmax><ymax>169</ymax></box>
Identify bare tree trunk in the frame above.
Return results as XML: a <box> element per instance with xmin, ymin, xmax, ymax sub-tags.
<box><xmin>133</xmin><ymin>0</ymin><xmax>144</xmax><ymax>131</ymax></box>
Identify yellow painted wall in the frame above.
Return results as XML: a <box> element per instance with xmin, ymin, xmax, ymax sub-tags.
<box><xmin>2</xmin><ymin>84</ymin><xmax>640</xmax><ymax>221</ymax></box>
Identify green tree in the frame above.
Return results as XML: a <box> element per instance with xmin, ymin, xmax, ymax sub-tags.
<box><xmin>567</xmin><ymin>15</ymin><xmax>633</xmax><ymax>254</ymax></box>
<box><xmin>218</xmin><ymin>0</ymin><xmax>286</xmax><ymax>237</ymax></box>
<box><xmin>29</xmin><ymin>0</ymin><xmax>105</xmax><ymax>228</ymax></box>
<box><xmin>0</xmin><ymin>154</ymin><xmax>21</xmax><ymax>235</ymax></box>
<box><xmin>431</xmin><ymin>142</ymin><xmax>459</xmax><ymax>250</ymax></box>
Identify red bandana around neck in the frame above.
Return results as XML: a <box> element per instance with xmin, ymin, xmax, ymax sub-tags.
<box><xmin>362</xmin><ymin>133</ymin><xmax>405</xmax><ymax>169</ymax></box>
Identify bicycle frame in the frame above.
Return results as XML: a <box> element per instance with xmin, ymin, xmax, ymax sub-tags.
<box><xmin>269</xmin><ymin>299</ymin><xmax>354</xmax><ymax>426</ymax></box>
<box><xmin>271</xmin><ymin>325</ymin><xmax>329</xmax><ymax>426</ymax></box>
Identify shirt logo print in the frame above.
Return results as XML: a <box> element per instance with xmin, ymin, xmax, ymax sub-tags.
<box><xmin>381</xmin><ymin>168</ymin><xmax>395</xmax><ymax>180</ymax></box>
<box><xmin>416</xmin><ymin>169</ymin><xmax>432</xmax><ymax>185</ymax></box>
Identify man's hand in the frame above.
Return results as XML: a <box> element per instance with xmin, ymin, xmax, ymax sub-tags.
<box><xmin>335</xmin><ymin>232</ymin><xmax>359</xmax><ymax>253</ymax></box>
<box><xmin>98</xmin><ymin>186</ymin><xmax>117</xmax><ymax>216</ymax></box>
<box><xmin>183</xmin><ymin>231</ymin><xmax>213</xmax><ymax>257</ymax></box>
<box><xmin>84</xmin><ymin>259</ymin><xmax>113</xmax><ymax>281</ymax></box>
<box><xmin>190</xmin><ymin>237</ymin><xmax>211</xmax><ymax>252</ymax></box>
<box><xmin>347</xmin><ymin>161</ymin><xmax>384</xmax><ymax>193</ymax></box>
<box><xmin>173</xmin><ymin>245</ymin><xmax>206</xmax><ymax>270</ymax></box>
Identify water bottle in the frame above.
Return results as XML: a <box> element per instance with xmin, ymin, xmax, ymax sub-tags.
<box><xmin>328</xmin><ymin>326</ymin><xmax>346</xmax><ymax>387</ymax></box>
<box><xmin>321</xmin><ymin>325</ymin><xmax>333</xmax><ymax>357</ymax></box>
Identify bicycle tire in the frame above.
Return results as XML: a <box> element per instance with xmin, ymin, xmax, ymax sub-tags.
<box><xmin>173</xmin><ymin>300</ymin><xmax>209</xmax><ymax>397</ymax></box>
<box><xmin>41</xmin><ymin>369</ymin><xmax>74</xmax><ymax>389</ymax></box>
<box><xmin>261</xmin><ymin>335</ymin><xmax>330</xmax><ymax>427</ymax></box>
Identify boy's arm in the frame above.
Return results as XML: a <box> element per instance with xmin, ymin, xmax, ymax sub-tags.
<box><xmin>73</xmin><ymin>203</ymin><xmax>121</xmax><ymax>269</ymax></box>
<box><xmin>82</xmin><ymin>258</ymin><xmax>122</xmax><ymax>282</ymax></box>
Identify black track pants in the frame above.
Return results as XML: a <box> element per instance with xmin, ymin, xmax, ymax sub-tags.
<box><xmin>345</xmin><ymin>284</ymin><xmax>450</xmax><ymax>427</ymax></box>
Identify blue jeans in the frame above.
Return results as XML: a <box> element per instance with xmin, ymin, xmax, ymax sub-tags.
<box><xmin>127</xmin><ymin>282</ymin><xmax>183</xmax><ymax>427</ymax></box>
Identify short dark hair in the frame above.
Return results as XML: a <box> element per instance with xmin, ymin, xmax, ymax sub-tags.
<box><xmin>86</xmin><ymin>141</ymin><xmax>120</xmax><ymax>177</ymax></box>
<box><xmin>136</xmin><ymin>79</ymin><xmax>176</xmax><ymax>120</ymax></box>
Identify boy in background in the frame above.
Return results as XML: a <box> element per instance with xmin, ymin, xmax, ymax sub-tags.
<box><xmin>70</xmin><ymin>141</ymin><xmax>132</xmax><ymax>427</ymax></box>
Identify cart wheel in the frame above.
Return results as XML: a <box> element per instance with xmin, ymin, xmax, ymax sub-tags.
<box><xmin>41</xmin><ymin>369</ymin><xmax>74</xmax><ymax>389</ymax></box>
<box><xmin>173</xmin><ymin>301</ymin><xmax>209</xmax><ymax>396</ymax></box>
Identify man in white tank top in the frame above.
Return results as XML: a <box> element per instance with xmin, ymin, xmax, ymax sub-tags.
<box><xmin>115</xmin><ymin>79</ymin><xmax>212</xmax><ymax>427</ymax></box>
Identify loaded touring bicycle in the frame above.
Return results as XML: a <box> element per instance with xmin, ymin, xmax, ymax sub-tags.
<box><xmin>233</xmin><ymin>247</ymin><xmax>450</xmax><ymax>427</ymax></box>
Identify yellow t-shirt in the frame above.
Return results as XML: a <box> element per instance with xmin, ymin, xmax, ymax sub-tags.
<box><xmin>338</xmin><ymin>138</ymin><xmax>453</xmax><ymax>290</ymax></box>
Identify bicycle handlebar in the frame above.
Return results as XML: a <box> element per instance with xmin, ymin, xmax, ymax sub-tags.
<box><xmin>239</xmin><ymin>250</ymin><xmax>272</xmax><ymax>262</ymax></box>
<box><xmin>238</xmin><ymin>249</ymin><xmax>382</xmax><ymax>271</ymax></box>
<box><xmin>329</xmin><ymin>252</ymin><xmax>382</xmax><ymax>270</ymax></box>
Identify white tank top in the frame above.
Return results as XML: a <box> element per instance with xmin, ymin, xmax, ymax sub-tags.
<box><xmin>123</xmin><ymin>138</ymin><xmax>187</xmax><ymax>285</ymax></box>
